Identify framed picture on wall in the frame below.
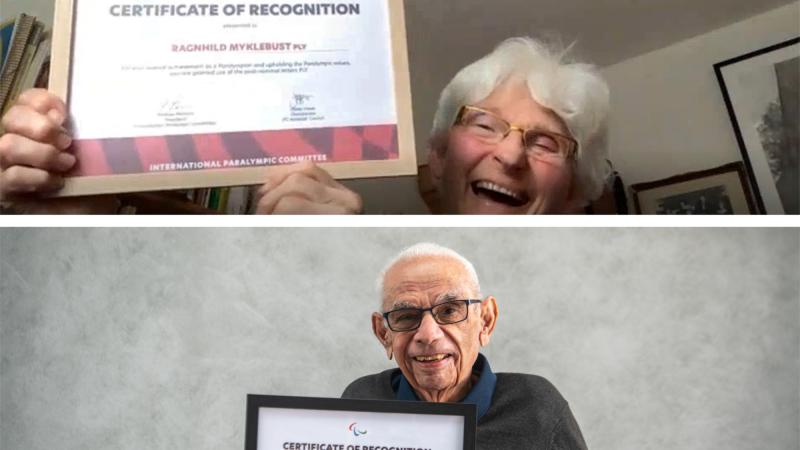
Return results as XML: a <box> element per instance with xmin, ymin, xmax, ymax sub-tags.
<box><xmin>630</xmin><ymin>162</ymin><xmax>756</xmax><ymax>214</ymax></box>
<box><xmin>49</xmin><ymin>0</ymin><xmax>416</xmax><ymax>197</ymax></box>
<box><xmin>714</xmin><ymin>37</ymin><xmax>799</xmax><ymax>214</ymax></box>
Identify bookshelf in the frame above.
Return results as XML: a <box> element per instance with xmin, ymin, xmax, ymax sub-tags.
<box><xmin>0</xmin><ymin>13</ymin><xmax>50</xmax><ymax>118</ymax></box>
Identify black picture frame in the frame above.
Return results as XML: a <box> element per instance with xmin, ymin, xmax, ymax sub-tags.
<box><xmin>714</xmin><ymin>37</ymin><xmax>800</xmax><ymax>214</ymax></box>
<box><xmin>245</xmin><ymin>395</ymin><xmax>477</xmax><ymax>450</ymax></box>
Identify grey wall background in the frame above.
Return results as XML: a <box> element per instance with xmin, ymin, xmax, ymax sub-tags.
<box><xmin>1</xmin><ymin>228</ymin><xmax>798</xmax><ymax>450</ymax></box>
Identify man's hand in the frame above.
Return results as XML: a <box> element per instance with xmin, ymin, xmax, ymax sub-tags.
<box><xmin>0</xmin><ymin>89</ymin><xmax>118</xmax><ymax>213</ymax></box>
<box><xmin>254</xmin><ymin>161</ymin><xmax>363</xmax><ymax>215</ymax></box>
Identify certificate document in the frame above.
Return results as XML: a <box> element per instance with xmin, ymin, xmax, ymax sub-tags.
<box><xmin>245</xmin><ymin>395</ymin><xmax>477</xmax><ymax>450</ymax></box>
<box><xmin>50</xmin><ymin>0</ymin><xmax>415</xmax><ymax>196</ymax></box>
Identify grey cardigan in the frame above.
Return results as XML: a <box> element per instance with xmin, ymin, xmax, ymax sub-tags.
<box><xmin>342</xmin><ymin>369</ymin><xmax>588</xmax><ymax>450</ymax></box>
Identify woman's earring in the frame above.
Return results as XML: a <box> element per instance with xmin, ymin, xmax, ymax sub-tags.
<box><xmin>386</xmin><ymin>346</ymin><xmax>393</xmax><ymax>360</ymax></box>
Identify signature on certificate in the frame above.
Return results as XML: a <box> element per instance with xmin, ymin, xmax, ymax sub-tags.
<box><xmin>155</xmin><ymin>97</ymin><xmax>196</xmax><ymax>126</ymax></box>
<box><xmin>159</xmin><ymin>97</ymin><xmax>193</xmax><ymax>115</ymax></box>
<box><xmin>292</xmin><ymin>93</ymin><xmax>313</xmax><ymax>107</ymax></box>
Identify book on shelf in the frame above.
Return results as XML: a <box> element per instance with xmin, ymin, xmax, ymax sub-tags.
<box><xmin>1</xmin><ymin>14</ymin><xmax>35</xmax><ymax>108</ymax></box>
<box><xmin>176</xmin><ymin>186</ymin><xmax>254</xmax><ymax>214</ymax></box>
<box><xmin>0</xmin><ymin>13</ymin><xmax>51</xmax><ymax>125</ymax></box>
<box><xmin>4</xmin><ymin>23</ymin><xmax>46</xmax><ymax>115</ymax></box>
<box><xmin>1</xmin><ymin>17</ymin><xmax>16</xmax><ymax>67</ymax></box>
<box><xmin>13</xmin><ymin>33</ymin><xmax>50</xmax><ymax>101</ymax></box>
<box><xmin>112</xmin><ymin>185</ymin><xmax>255</xmax><ymax>214</ymax></box>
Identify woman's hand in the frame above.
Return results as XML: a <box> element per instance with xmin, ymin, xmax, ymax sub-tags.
<box><xmin>254</xmin><ymin>161</ymin><xmax>363</xmax><ymax>215</ymax></box>
<box><xmin>0</xmin><ymin>89</ymin><xmax>119</xmax><ymax>214</ymax></box>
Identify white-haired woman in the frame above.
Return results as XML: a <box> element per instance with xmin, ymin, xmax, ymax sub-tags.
<box><xmin>0</xmin><ymin>37</ymin><xmax>609</xmax><ymax>214</ymax></box>
<box><xmin>429</xmin><ymin>37</ymin><xmax>609</xmax><ymax>214</ymax></box>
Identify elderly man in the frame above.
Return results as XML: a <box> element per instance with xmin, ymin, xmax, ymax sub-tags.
<box><xmin>0</xmin><ymin>37</ymin><xmax>609</xmax><ymax>214</ymax></box>
<box><xmin>342</xmin><ymin>243</ymin><xmax>587</xmax><ymax>449</ymax></box>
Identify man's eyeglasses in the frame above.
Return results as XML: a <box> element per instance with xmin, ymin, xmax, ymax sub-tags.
<box><xmin>452</xmin><ymin>105</ymin><xmax>578</xmax><ymax>161</ymax></box>
<box><xmin>382</xmin><ymin>299</ymin><xmax>482</xmax><ymax>332</ymax></box>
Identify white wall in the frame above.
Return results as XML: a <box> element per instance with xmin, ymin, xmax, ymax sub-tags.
<box><xmin>603</xmin><ymin>2</ymin><xmax>800</xmax><ymax>191</ymax></box>
<box><xmin>1</xmin><ymin>228</ymin><xmax>799</xmax><ymax>450</ymax></box>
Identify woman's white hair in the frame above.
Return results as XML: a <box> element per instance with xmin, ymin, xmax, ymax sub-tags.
<box><xmin>376</xmin><ymin>243</ymin><xmax>481</xmax><ymax>309</ymax></box>
<box><xmin>431</xmin><ymin>36</ymin><xmax>611</xmax><ymax>203</ymax></box>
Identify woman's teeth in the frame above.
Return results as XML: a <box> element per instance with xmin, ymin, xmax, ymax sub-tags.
<box><xmin>471</xmin><ymin>181</ymin><xmax>528</xmax><ymax>207</ymax></box>
<box><xmin>474</xmin><ymin>181</ymin><xmax>524</xmax><ymax>201</ymax></box>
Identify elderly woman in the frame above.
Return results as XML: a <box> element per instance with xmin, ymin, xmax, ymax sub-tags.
<box><xmin>343</xmin><ymin>242</ymin><xmax>587</xmax><ymax>449</ymax></box>
<box><xmin>425</xmin><ymin>37</ymin><xmax>609</xmax><ymax>214</ymax></box>
<box><xmin>0</xmin><ymin>36</ymin><xmax>609</xmax><ymax>214</ymax></box>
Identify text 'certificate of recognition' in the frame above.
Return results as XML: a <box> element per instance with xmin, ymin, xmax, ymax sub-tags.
<box><xmin>51</xmin><ymin>0</ymin><xmax>416</xmax><ymax>196</ymax></box>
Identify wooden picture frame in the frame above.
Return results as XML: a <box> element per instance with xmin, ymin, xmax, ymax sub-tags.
<box><xmin>49</xmin><ymin>0</ymin><xmax>416</xmax><ymax>197</ymax></box>
<box><xmin>631</xmin><ymin>162</ymin><xmax>756</xmax><ymax>215</ymax></box>
<box><xmin>714</xmin><ymin>37</ymin><xmax>800</xmax><ymax>214</ymax></box>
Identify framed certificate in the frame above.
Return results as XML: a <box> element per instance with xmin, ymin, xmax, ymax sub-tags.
<box><xmin>50</xmin><ymin>0</ymin><xmax>416</xmax><ymax>197</ymax></box>
<box><xmin>245</xmin><ymin>395</ymin><xmax>477</xmax><ymax>450</ymax></box>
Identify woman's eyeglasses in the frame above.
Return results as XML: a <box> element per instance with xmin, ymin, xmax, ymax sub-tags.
<box><xmin>452</xmin><ymin>105</ymin><xmax>578</xmax><ymax>161</ymax></box>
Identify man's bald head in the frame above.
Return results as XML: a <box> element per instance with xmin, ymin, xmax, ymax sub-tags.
<box><xmin>377</xmin><ymin>243</ymin><xmax>481</xmax><ymax>309</ymax></box>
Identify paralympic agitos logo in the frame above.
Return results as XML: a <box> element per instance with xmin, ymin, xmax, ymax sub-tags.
<box><xmin>348</xmin><ymin>422</ymin><xmax>367</xmax><ymax>437</ymax></box>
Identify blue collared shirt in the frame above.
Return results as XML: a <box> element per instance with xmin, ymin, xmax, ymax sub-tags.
<box><xmin>391</xmin><ymin>353</ymin><xmax>497</xmax><ymax>420</ymax></box>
